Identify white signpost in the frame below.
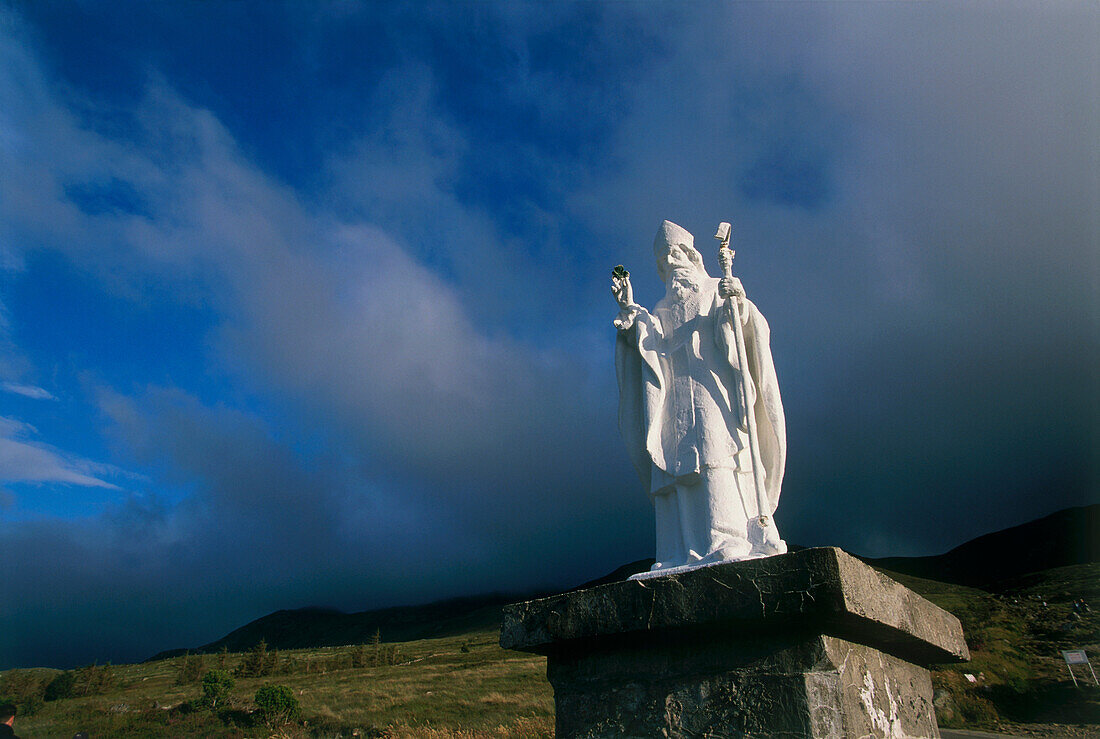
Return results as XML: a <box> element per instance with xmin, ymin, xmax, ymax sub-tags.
<box><xmin>1061</xmin><ymin>649</ymin><xmax>1098</xmax><ymax>687</ymax></box>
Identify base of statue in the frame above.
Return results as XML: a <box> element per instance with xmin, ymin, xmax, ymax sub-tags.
<box><xmin>500</xmin><ymin>547</ymin><xmax>968</xmax><ymax>738</ymax></box>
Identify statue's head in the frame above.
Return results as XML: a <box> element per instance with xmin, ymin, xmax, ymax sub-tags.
<box><xmin>653</xmin><ymin>220</ymin><xmax>707</xmax><ymax>283</ymax></box>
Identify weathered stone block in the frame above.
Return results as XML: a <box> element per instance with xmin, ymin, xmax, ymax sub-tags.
<box><xmin>501</xmin><ymin>547</ymin><xmax>968</xmax><ymax>738</ymax></box>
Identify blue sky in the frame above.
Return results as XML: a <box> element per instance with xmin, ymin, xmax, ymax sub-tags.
<box><xmin>1</xmin><ymin>1</ymin><xmax>1097</xmax><ymax>669</ymax></box>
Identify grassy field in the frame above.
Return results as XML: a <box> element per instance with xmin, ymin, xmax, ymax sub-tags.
<box><xmin>4</xmin><ymin>563</ymin><xmax>1098</xmax><ymax>737</ymax></box>
<box><xmin>879</xmin><ymin>563</ymin><xmax>1100</xmax><ymax>735</ymax></box>
<box><xmin>4</xmin><ymin>630</ymin><xmax>553</xmax><ymax>738</ymax></box>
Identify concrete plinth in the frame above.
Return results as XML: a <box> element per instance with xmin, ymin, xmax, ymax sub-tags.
<box><xmin>501</xmin><ymin>547</ymin><xmax>969</xmax><ymax>738</ymax></box>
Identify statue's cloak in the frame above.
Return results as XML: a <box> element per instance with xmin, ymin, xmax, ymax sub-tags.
<box><xmin>615</xmin><ymin>281</ymin><xmax>786</xmax><ymax>514</ymax></box>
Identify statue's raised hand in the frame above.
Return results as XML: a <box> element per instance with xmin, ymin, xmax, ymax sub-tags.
<box><xmin>611</xmin><ymin>265</ymin><xmax>634</xmax><ymax>309</ymax></box>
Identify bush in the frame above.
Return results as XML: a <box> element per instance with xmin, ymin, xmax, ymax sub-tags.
<box><xmin>0</xmin><ymin>671</ymin><xmax>45</xmax><ymax>714</ymax></box>
<box><xmin>175</xmin><ymin>653</ymin><xmax>206</xmax><ymax>685</ymax></box>
<box><xmin>369</xmin><ymin>630</ymin><xmax>401</xmax><ymax>666</ymax></box>
<box><xmin>43</xmin><ymin>671</ymin><xmax>76</xmax><ymax>701</ymax></box>
<box><xmin>72</xmin><ymin>663</ymin><xmax>115</xmax><ymax>696</ymax></box>
<box><xmin>235</xmin><ymin>639</ymin><xmax>272</xmax><ymax>677</ymax></box>
<box><xmin>254</xmin><ymin>684</ymin><xmax>300</xmax><ymax>727</ymax></box>
<box><xmin>953</xmin><ymin>689</ymin><xmax>1000</xmax><ymax>728</ymax></box>
<box><xmin>265</xmin><ymin>647</ymin><xmax>280</xmax><ymax>675</ymax></box>
<box><xmin>378</xmin><ymin>643</ymin><xmax>401</xmax><ymax>666</ymax></box>
<box><xmin>199</xmin><ymin>670</ymin><xmax>234</xmax><ymax>711</ymax></box>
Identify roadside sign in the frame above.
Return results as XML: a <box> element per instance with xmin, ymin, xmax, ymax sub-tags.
<box><xmin>1061</xmin><ymin>649</ymin><xmax>1097</xmax><ymax>687</ymax></box>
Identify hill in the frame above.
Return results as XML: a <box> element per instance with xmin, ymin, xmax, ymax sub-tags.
<box><xmin>870</xmin><ymin>562</ymin><xmax>1100</xmax><ymax>731</ymax></box>
<box><xmin>150</xmin><ymin>594</ymin><xmax>513</xmax><ymax>661</ymax></box>
<box><xmin>867</xmin><ymin>504</ymin><xmax>1100</xmax><ymax>588</ymax></box>
<box><xmin>6</xmin><ymin>562</ymin><xmax>1096</xmax><ymax>737</ymax></box>
<box><xmin>157</xmin><ymin>504</ymin><xmax>1099</xmax><ymax>662</ymax></box>
<box><xmin>6</xmin><ymin>505</ymin><xmax>1099</xmax><ymax>737</ymax></box>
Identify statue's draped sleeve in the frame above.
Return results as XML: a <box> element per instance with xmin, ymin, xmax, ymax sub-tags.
<box><xmin>726</xmin><ymin>299</ymin><xmax>786</xmax><ymax>514</ymax></box>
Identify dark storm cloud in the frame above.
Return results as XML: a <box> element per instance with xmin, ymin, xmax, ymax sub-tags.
<box><xmin>562</xmin><ymin>2</ymin><xmax>1098</xmax><ymax>554</ymax></box>
<box><xmin>0</xmin><ymin>2</ymin><xmax>1096</xmax><ymax>668</ymax></box>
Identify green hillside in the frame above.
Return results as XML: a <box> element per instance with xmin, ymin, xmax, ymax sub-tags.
<box><xmin>4</xmin><ymin>563</ymin><xmax>1097</xmax><ymax>737</ymax></box>
<box><xmin>6</xmin><ymin>505</ymin><xmax>1099</xmax><ymax>737</ymax></box>
<box><xmin>876</xmin><ymin>563</ymin><xmax>1100</xmax><ymax>733</ymax></box>
<box><xmin>150</xmin><ymin>596</ymin><xmax>512</xmax><ymax>661</ymax></box>
<box><xmin>3</xmin><ymin>629</ymin><xmax>554</xmax><ymax>738</ymax></box>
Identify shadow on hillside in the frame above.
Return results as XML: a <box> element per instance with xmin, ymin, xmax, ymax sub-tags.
<box><xmin>986</xmin><ymin>683</ymin><xmax>1100</xmax><ymax>725</ymax></box>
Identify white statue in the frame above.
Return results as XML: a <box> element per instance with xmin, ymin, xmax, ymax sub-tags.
<box><xmin>613</xmin><ymin>220</ymin><xmax>787</xmax><ymax>577</ymax></box>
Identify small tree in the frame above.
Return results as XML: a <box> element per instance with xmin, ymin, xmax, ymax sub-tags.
<box><xmin>254</xmin><ymin>684</ymin><xmax>300</xmax><ymax>727</ymax></box>
<box><xmin>370</xmin><ymin>629</ymin><xmax>382</xmax><ymax>666</ymax></box>
<box><xmin>382</xmin><ymin>644</ymin><xmax>400</xmax><ymax>665</ymax></box>
<box><xmin>235</xmin><ymin>639</ymin><xmax>269</xmax><ymax>677</ymax></box>
<box><xmin>43</xmin><ymin>671</ymin><xmax>76</xmax><ymax>701</ymax></box>
<box><xmin>199</xmin><ymin>670</ymin><xmax>234</xmax><ymax>711</ymax></box>
<box><xmin>69</xmin><ymin>663</ymin><xmax>114</xmax><ymax>697</ymax></box>
<box><xmin>175</xmin><ymin>653</ymin><xmax>206</xmax><ymax>684</ymax></box>
<box><xmin>217</xmin><ymin>645</ymin><xmax>230</xmax><ymax>670</ymax></box>
<box><xmin>349</xmin><ymin>643</ymin><xmax>367</xmax><ymax>668</ymax></box>
<box><xmin>264</xmin><ymin>646</ymin><xmax>280</xmax><ymax>675</ymax></box>
<box><xmin>0</xmin><ymin>671</ymin><xmax>45</xmax><ymax>715</ymax></box>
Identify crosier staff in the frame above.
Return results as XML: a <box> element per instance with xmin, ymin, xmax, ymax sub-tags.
<box><xmin>714</xmin><ymin>221</ymin><xmax>772</xmax><ymax>536</ymax></box>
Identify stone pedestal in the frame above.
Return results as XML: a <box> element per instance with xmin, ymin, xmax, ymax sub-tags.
<box><xmin>501</xmin><ymin>547</ymin><xmax>969</xmax><ymax>738</ymax></box>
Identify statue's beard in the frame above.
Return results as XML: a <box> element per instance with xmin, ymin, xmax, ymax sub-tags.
<box><xmin>664</xmin><ymin>267</ymin><xmax>704</xmax><ymax>328</ymax></box>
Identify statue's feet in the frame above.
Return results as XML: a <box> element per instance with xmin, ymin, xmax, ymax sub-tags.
<box><xmin>748</xmin><ymin>516</ymin><xmax>787</xmax><ymax>558</ymax></box>
<box><xmin>697</xmin><ymin>538</ymin><xmax>752</xmax><ymax>565</ymax></box>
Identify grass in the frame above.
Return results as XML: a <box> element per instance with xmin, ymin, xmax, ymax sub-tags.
<box><xmin>877</xmin><ymin>563</ymin><xmax>1100</xmax><ymax>733</ymax></box>
<box><xmin>5</xmin><ymin>629</ymin><xmax>553</xmax><ymax>738</ymax></box>
<box><xmin>6</xmin><ymin>563</ymin><xmax>1099</xmax><ymax>737</ymax></box>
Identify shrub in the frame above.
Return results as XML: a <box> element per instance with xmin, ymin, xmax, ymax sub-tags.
<box><xmin>0</xmin><ymin>671</ymin><xmax>46</xmax><ymax>714</ymax></box>
<box><xmin>43</xmin><ymin>671</ymin><xmax>76</xmax><ymax>701</ymax></box>
<box><xmin>235</xmin><ymin>639</ymin><xmax>271</xmax><ymax>677</ymax></box>
<box><xmin>953</xmin><ymin>689</ymin><xmax>1000</xmax><ymax>728</ymax></box>
<box><xmin>175</xmin><ymin>653</ymin><xmax>206</xmax><ymax>684</ymax></box>
<box><xmin>199</xmin><ymin>670</ymin><xmax>234</xmax><ymax>711</ymax></box>
<box><xmin>72</xmin><ymin>663</ymin><xmax>115</xmax><ymax>696</ymax></box>
<box><xmin>265</xmin><ymin>647</ymin><xmax>280</xmax><ymax>675</ymax></box>
<box><xmin>254</xmin><ymin>684</ymin><xmax>300</xmax><ymax>727</ymax></box>
<box><xmin>368</xmin><ymin>630</ymin><xmax>401</xmax><ymax>666</ymax></box>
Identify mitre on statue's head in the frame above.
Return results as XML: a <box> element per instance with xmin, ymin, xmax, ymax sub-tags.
<box><xmin>653</xmin><ymin>220</ymin><xmax>704</xmax><ymax>282</ymax></box>
<box><xmin>654</xmin><ymin>220</ymin><xmax>693</xmax><ymax>255</ymax></box>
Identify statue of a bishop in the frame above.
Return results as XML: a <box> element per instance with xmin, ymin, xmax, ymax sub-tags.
<box><xmin>613</xmin><ymin>220</ymin><xmax>787</xmax><ymax>576</ymax></box>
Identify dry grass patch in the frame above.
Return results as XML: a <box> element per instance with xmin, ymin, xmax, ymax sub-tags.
<box><xmin>12</xmin><ymin>626</ymin><xmax>552</xmax><ymax>737</ymax></box>
<box><xmin>378</xmin><ymin>714</ymin><xmax>553</xmax><ymax>738</ymax></box>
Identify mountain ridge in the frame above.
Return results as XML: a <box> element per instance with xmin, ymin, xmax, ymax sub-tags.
<box><xmin>865</xmin><ymin>504</ymin><xmax>1099</xmax><ymax>588</ymax></box>
<box><xmin>151</xmin><ymin>503</ymin><xmax>1099</xmax><ymax>661</ymax></box>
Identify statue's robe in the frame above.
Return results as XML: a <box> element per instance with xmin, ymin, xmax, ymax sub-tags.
<box><xmin>615</xmin><ymin>276</ymin><xmax>786</xmax><ymax>568</ymax></box>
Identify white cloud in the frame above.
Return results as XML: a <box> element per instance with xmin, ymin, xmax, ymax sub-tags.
<box><xmin>0</xmin><ymin>416</ymin><xmax>119</xmax><ymax>490</ymax></box>
<box><xmin>2</xmin><ymin>382</ymin><xmax>57</xmax><ymax>400</ymax></box>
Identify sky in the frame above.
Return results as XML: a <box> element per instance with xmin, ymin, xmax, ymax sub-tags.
<box><xmin>0</xmin><ymin>1</ymin><xmax>1096</xmax><ymax>670</ymax></box>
